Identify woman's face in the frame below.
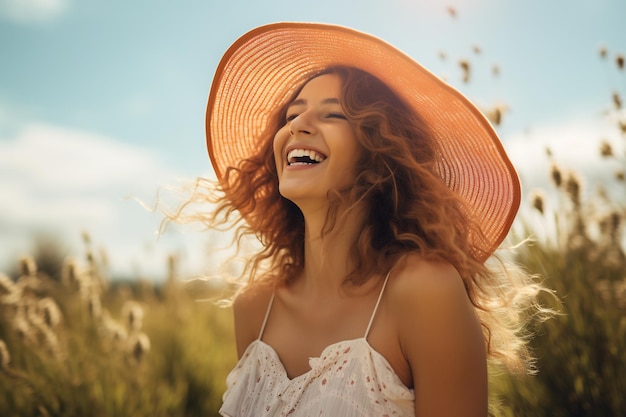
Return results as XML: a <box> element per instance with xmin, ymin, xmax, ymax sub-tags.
<box><xmin>273</xmin><ymin>73</ymin><xmax>362</xmax><ymax>206</ymax></box>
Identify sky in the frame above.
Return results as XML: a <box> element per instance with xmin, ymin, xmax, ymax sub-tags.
<box><xmin>0</xmin><ymin>0</ymin><xmax>624</xmax><ymax>280</ymax></box>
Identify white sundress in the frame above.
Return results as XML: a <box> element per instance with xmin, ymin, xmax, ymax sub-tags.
<box><xmin>219</xmin><ymin>271</ymin><xmax>415</xmax><ymax>416</ymax></box>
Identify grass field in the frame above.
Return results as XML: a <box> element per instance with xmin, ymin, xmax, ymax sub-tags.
<box><xmin>1</xmin><ymin>44</ymin><xmax>624</xmax><ymax>417</ymax></box>
<box><xmin>0</xmin><ymin>249</ymin><xmax>237</xmax><ymax>417</ymax></box>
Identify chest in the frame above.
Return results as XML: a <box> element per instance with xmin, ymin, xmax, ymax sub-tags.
<box><xmin>262</xmin><ymin>300</ymin><xmax>371</xmax><ymax>376</ymax></box>
<box><xmin>260</xmin><ymin>293</ymin><xmax>411</xmax><ymax>386</ymax></box>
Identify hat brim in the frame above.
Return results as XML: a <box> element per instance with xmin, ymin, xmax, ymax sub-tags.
<box><xmin>206</xmin><ymin>22</ymin><xmax>521</xmax><ymax>261</ymax></box>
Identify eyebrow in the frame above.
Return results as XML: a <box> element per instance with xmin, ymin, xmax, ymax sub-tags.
<box><xmin>288</xmin><ymin>98</ymin><xmax>341</xmax><ymax>108</ymax></box>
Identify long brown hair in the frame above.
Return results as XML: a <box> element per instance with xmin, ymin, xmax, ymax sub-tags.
<box><xmin>171</xmin><ymin>66</ymin><xmax>546</xmax><ymax>375</ymax></box>
<box><xmin>214</xmin><ymin>66</ymin><xmax>491</xmax><ymax>287</ymax></box>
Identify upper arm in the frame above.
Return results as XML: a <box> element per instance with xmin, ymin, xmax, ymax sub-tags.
<box><xmin>232</xmin><ymin>285</ymin><xmax>273</xmax><ymax>359</ymax></box>
<box><xmin>392</xmin><ymin>258</ymin><xmax>487</xmax><ymax>417</ymax></box>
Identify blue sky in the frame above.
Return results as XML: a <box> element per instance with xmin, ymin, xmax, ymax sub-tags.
<box><xmin>1</xmin><ymin>0</ymin><xmax>624</xmax><ymax>279</ymax></box>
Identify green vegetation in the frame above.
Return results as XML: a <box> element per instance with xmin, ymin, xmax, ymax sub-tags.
<box><xmin>491</xmin><ymin>48</ymin><xmax>626</xmax><ymax>417</ymax></box>
<box><xmin>0</xmin><ymin>240</ymin><xmax>236</xmax><ymax>417</ymax></box>
<box><xmin>492</xmin><ymin>162</ymin><xmax>626</xmax><ymax>416</ymax></box>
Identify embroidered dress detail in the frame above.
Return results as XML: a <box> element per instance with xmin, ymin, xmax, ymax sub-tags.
<box><xmin>220</xmin><ymin>272</ymin><xmax>415</xmax><ymax>417</ymax></box>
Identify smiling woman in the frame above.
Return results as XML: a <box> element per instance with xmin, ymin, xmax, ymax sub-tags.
<box><xmin>273</xmin><ymin>73</ymin><xmax>362</xmax><ymax>207</ymax></box>
<box><xmin>169</xmin><ymin>22</ymin><xmax>548</xmax><ymax>417</ymax></box>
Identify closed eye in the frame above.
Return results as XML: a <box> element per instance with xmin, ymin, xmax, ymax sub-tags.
<box><xmin>286</xmin><ymin>113</ymin><xmax>299</xmax><ymax>122</ymax></box>
<box><xmin>326</xmin><ymin>112</ymin><xmax>347</xmax><ymax>120</ymax></box>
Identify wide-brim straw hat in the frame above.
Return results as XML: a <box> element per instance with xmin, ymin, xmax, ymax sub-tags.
<box><xmin>206</xmin><ymin>22</ymin><xmax>521</xmax><ymax>261</ymax></box>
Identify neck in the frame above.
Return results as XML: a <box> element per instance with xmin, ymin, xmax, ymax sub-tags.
<box><xmin>298</xmin><ymin>200</ymin><xmax>367</xmax><ymax>296</ymax></box>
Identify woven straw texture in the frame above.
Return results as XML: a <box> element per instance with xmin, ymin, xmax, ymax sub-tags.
<box><xmin>206</xmin><ymin>22</ymin><xmax>521</xmax><ymax>260</ymax></box>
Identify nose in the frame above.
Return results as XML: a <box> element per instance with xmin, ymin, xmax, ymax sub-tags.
<box><xmin>288</xmin><ymin>110</ymin><xmax>316</xmax><ymax>136</ymax></box>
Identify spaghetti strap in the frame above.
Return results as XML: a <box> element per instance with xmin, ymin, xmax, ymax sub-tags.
<box><xmin>258</xmin><ymin>291</ymin><xmax>275</xmax><ymax>340</ymax></box>
<box><xmin>364</xmin><ymin>269</ymin><xmax>392</xmax><ymax>339</ymax></box>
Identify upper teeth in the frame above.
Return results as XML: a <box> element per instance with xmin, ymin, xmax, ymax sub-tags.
<box><xmin>287</xmin><ymin>148</ymin><xmax>326</xmax><ymax>164</ymax></box>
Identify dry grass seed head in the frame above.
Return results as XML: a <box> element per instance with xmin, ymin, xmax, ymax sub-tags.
<box><xmin>459</xmin><ymin>59</ymin><xmax>471</xmax><ymax>83</ymax></box>
<box><xmin>0</xmin><ymin>273</ymin><xmax>16</xmax><ymax>295</ymax></box>
<box><xmin>486</xmin><ymin>107</ymin><xmax>502</xmax><ymax>126</ymax></box>
<box><xmin>129</xmin><ymin>332</ymin><xmax>151</xmax><ymax>364</ymax></box>
<box><xmin>600</xmin><ymin>141</ymin><xmax>614</xmax><ymax>157</ymax></box>
<box><xmin>121</xmin><ymin>301</ymin><xmax>144</xmax><ymax>332</ymax></box>
<box><xmin>0</xmin><ymin>339</ymin><xmax>10</xmax><ymax>370</ymax></box>
<box><xmin>9</xmin><ymin>301</ymin><xmax>63</xmax><ymax>360</ymax></box>
<box><xmin>13</xmin><ymin>315</ymin><xmax>36</xmax><ymax>344</ymax></box>
<box><xmin>617</xmin><ymin>53</ymin><xmax>625</xmax><ymax>70</ymax></box>
<box><xmin>0</xmin><ymin>273</ymin><xmax>19</xmax><ymax>304</ymax></box>
<box><xmin>16</xmin><ymin>275</ymin><xmax>45</xmax><ymax>299</ymax></box>
<box><xmin>565</xmin><ymin>172</ymin><xmax>582</xmax><ymax>206</ymax></box>
<box><xmin>37</xmin><ymin>297</ymin><xmax>62</xmax><ymax>328</ymax></box>
<box><xmin>598</xmin><ymin>45</ymin><xmax>608</xmax><ymax>59</ymax></box>
<box><xmin>530</xmin><ymin>191</ymin><xmax>545</xmax><ymax>215</ymax></box>
<box><xmin>18</xmin><ymin>256</ymin><xmax>37</xmax><ymax>277</ymax></box>
<box><xmin>101</xmin><ymin>313</ymin><xmax>128</xmax><ymax>342</ymax></box>
<box><xmin>550</xmin><ymin>164</ymin><xmax>563</xmax><ymax>188</ymax></box>
<box><xmin>37</xmin><ymin>323</ymin><xmax>63</xmax><ymax>359</ymax></box>
<box><xmin>61</xmin><ymin>258</ymin><xmax>84</xmax><ymax>291</ymax></box>
<box><xmin>25</xmin><ymin>303</ymin><xmax>62</xmax><ymax>357</ymax></box>
<box><xmin>616</xmin><ymin>170</ymin><xmax>625</xmax><ymax>182</ymax></box>
<box><xmin>613</xmin><ymin>92</ymin><xmax>623</xmax><ymax>110</ymax></box>
<box><xmin>599</xmin><ymin>211</ymin><xmax>623</xmax><ymax>243</ymax></box>
<box><xmin>79</xmin><ymin>278</ymin><xmax>94</xmax><ymax>303</ymax></box>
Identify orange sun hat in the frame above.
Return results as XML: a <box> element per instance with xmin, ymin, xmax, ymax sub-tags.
<box><xmin>206</xmin><ymin>22</ymin><xmax>521</xmax><ymax>261</ymax></box>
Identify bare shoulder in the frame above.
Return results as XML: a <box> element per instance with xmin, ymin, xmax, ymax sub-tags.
<box><xmin>232</xmin><ymin>281</ymin><xmax>275</xmax><ymax>358</ymax></box>
<box><xmin>386</xmin><ymin>253</ymin><xmax>469</xmax><ymax>310</ymax></box>
<box><xmin>386</xmin><ymin>253</ymin><xmax>478</xmax><ymax>339</ymax></box>
<box><xmin>387</xmin><ymin>253</ymin><xmax>488</xmax><ymax>416</ymax></box>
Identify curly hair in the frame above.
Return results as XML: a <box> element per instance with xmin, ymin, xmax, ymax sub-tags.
<box><xmin>171</xmin><ymin>66</ymin><xmax>546</xmax><ymax>375</ymax></box>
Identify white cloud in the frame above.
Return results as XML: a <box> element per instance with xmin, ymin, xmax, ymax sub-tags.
<box><xmin>0</xmin><ymin>124</ymin><xmax>168</xmax><ymax>191</ymax></box>
<box><xmin>0</xmin><ymin>0</ymin><xmax>68</xmax><ymax>23</ymax></box>
<box><xmin>503</xmin><ymin>115</ymin><xmax>624</xmax><ymax>198</ymax></box>
<box><xmin>0</xmin><ymin>123</ymin><xmax>209</xmax><ymax>280</ymax></box>
<box><xmin>503</xmin><ymin>114</ymin><xmax>625</xmax><ymax>244</ymax></box>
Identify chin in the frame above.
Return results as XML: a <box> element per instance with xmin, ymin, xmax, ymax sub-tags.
<box><xmin>278</xmin><ymin>184</ymin><xmax>326</xmax><ymax>206</ymax></box>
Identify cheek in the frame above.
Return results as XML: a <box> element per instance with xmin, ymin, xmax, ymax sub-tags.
<box><xmin>341</xmin><ymin>130</ymin><xmax>363</xmax><ymax>167</ymax></box>
<box><xmin>273</xmin><ymin>126</ymin><xmax>289</xmax><ymax>170</ymax></box>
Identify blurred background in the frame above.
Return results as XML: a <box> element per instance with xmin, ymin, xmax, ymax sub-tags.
<box><xmin>1</xmin><ymin>0</ymin><xmax>624</xmax><ymax>280</ymax></box>
<box><xmin>1</xmin><ymin>0</ymin><xmax>625</xmax><ymax>416</ymax></box>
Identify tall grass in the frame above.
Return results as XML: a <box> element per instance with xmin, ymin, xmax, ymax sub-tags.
<box><xmin>0</xmin><ymin>238</ymin><xmax>236</xmax><ymax>417</ymax></box>
<box><xmin>492</xmin><ymin>180</ymin><xmax>626</xmax><ymax>416</ymax></box>
<box><xmin>491</xmin><ymin>48</ymin><xmax>626</xmax><ymax>417</ymax></box>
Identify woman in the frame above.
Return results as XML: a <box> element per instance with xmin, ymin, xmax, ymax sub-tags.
<box><xmin>189</xmin><ymin>23</ymin><xmax>543</xmax><ymax>417</ymax></box>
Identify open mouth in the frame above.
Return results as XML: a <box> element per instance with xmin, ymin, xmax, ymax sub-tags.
<box><xmin>287</xmin><ymin>148</ymin><xmax>327</xmax><ymax>166</ymax></box>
